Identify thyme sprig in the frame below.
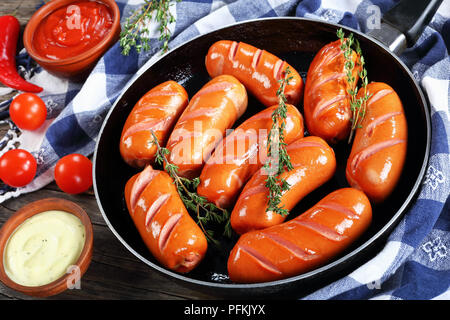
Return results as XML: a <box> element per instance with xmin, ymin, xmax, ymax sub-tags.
<box><xmin>263</xmin><ymin>67</ymin><xmax>294</xmax><ymax>217</ymax></box>
<box><xmin>150</xmin><ymin>130</ymin><xmax>231</xmax><ymax>246</ymax></box>
<box><xmin>336</xmin><ymin>28</ymin><xmax>371</xmax><ymax>144</ymax></box>
<box><xmin>119</xmin><ymin>0</ymin><xmax>181</xmax><ymax>56</ymax></box>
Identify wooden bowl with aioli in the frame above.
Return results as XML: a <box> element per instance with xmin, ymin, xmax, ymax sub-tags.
<box><xmin>0</xmin><ymin>198</ymin><xmax>93</xmax><ymax>297</ymax></box>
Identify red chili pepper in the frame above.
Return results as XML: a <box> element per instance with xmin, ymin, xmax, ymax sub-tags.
<box><xmin>0</xmin><ymin>15</ymin><xmax>43</xmax><ymax>93</ymax></box>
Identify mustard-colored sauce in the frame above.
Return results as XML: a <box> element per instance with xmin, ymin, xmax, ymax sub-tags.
<box><xmin>3</xmin><ymin>210</ymin><xmax>85</xmax><ymax>287</ymax></box>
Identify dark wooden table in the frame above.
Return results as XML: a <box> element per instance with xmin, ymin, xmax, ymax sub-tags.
<box><xmin>0</xmin><ymin>0</ymin><xmax>214</xmax><ymax>300</ymax></box>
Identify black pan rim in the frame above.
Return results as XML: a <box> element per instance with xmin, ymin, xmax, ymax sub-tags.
<box><xmin>93</xmin><ymin>16</ymin><xmax>431</xmax><ymax>291</ymax></box>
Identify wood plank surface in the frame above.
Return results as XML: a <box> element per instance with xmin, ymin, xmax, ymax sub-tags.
<box><xmin>0</xmin><ymin>0</ymin><xmax>216</xmax><ymax>300</ymax></box>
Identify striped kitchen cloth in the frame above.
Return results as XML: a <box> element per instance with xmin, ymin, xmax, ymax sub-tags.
<box><xmin>0</xmin><ymin>0</ymin><xmax>448</xmax><ymax>300</ymax></box>
<box><xmin>297</xmin><ymin>0</ymin><xmax>450</xmax><ymax>300</ymax></box>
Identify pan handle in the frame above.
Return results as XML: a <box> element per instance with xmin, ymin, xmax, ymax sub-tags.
<box><xmin>367</xmin><ymin>0</ymin><xmax>443</xmax><ymax>55</ymax></box>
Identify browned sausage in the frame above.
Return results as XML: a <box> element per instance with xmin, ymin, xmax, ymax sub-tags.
<box><xmin>124</xmin><ymin>165</ymin><xmax>208</xmax><ymax>273</ymax></box>
<box><xmin>120</xmin><ymin>81</ymin><xmax>189</xmax><ymax>168</ymax></box>
<box><xmin>165</xmin><ymin>75</ymin><xmax>248</xmax><ymax>179</ymax></box>
<box><xmin>303</xmin><ymin>39</ymin><xmax>361</xmax><ymax>143</ymax></box>
<box><xmin>205</xmin><ymin>40</ymin><xmax>303</xmax><ymax>107</ymax></box>
<box><xmin>230</xmin><ymin>136</ymin><xmax>336</xmax><ymax>235</ymax></box>
<box><xmin>227</xmin><ymin>188</ymin><xmax>372</xmax><ymax>283</ymax></box>
<box><xmin>346</xmin><ymin>82</ymin><xmax>408</xmax><ymax>203</ymax></box>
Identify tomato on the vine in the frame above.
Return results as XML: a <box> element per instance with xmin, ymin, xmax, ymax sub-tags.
<box><xmin>0</xmin><ymin>149</ymin><xmax>37</xmax><ymax>187</ymax></box>
<box><xmin>54</xmin><ymin>154</ymin><xmax>93</xmax><ymax>194</ymax></box>
<box><xmin>9</xmin><ymin>93</ymin><xmax>47</xmax><ymax>131</ymax></box>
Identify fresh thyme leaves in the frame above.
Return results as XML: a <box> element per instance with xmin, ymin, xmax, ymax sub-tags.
<box><xmin>263</xmin><ymin>67</ymin><xmax>294</xmax><ymax>217</ymax></box>
<box><xmin>119</xmin><ymin>0</ymin><xmax>182</xmax><ymax>56</ymax></box>
<box><xmin>150</xmin><ymin>130</ymin><xmax>231</xmax><ymax>245</ymax></box>
<box><xmin>349</xmin><ymin>40</ymin><xmax>371</xmax><ymax>143</ymax></box>
<box><xmin>336</xmin><ymin>28</ymin><xmax>371</xmax><ymax>144</ymax></box>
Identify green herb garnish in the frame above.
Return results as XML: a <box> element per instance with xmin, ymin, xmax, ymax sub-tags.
<box><xmin>263</xmin><ymin>67</ymin><xmax>294</xmax><ymax>217</ymax></box>
<box><xmin>336</xmin><ymin>28</ymin><xmax>371</xmax><ymax>143</ymax></box>
<box><xmin>119</xmin><ymin>0</ymin><xmax>182</xmax><ymax>56</ymax></box>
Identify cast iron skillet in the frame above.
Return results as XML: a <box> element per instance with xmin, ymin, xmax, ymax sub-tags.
<box><xmin>93</xmin><ymin>2</ymin><xmax>436</xmax><ymax>298</ymax></box>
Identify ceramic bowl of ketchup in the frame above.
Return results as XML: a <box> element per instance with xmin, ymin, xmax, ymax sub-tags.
<box><xmin>23</xmin><ymin>0</ymin><xmax>121</xmax><ymax>79</ymax></box>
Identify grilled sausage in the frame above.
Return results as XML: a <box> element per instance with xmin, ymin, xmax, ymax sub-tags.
<box><xmin>227</xmin><ymin>188</ymin><xmax>372</xmax><ymax>283</ymax></box>
<box><xmin>165</xmin><ymin>75</ymin><xmax>248</xmax><ymax>179</ymax></box>
<box><xmin>346</xmin><ymin>82</ymin><xmax>408</xmax><ymax>203</ymax></box>
<box><xmin>197</xmin><ymin>104</ymin><xmax>304</xmax><ymax>208</ymax></box>
<box><xmin>304</xmin><ymin>39</ymin><xmax>361</xmax><ymax>143</ymax></box>
<box><xmin>120</xmin><ymin>81</ymin><xmax>189</xmax><ymax>168</ymax></box>
<box><xmin>230</xmin><ymin>136</ymin><xmax>336</xmax><ymax>235</ymax></box>
<box><xmin>205</xmin><ymin>40</ymin><xmax>303</xmax><ymax>107</ymax></box>
<box><xmin>124</xmin><ymin>165</ymin><xmax>208</xmax><ymax>273</ymax></box>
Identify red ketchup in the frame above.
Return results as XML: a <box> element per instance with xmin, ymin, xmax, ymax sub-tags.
<box><xmin>33</xmin><ymin>0</ymin><xmax>113</xmax><ymax>60</ymax></box>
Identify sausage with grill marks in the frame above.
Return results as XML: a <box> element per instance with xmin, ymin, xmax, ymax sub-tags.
<box><xmin>227</xmin><ymin>188</ymin><xmax>372</xmax><ymax>283</ymax></box>
<box><xmin>124</xmin><ymin>165</ymin><xmax>208</xmax><ymax>273</ymax></box>
<box><xmin>230</xmin><ymin>136</ymin><xmax>336</xmax><ymax>235</ymax></box>
<box><xmin>346</xmin><ymin>82</ymin><xmax>408</xmax><ymax>203</ymax></box>
<box><xmin>205</xmin><ymin>40</ymin><xmax>303</xmax><ymax>107</ymax></box>
<box><xmin>303</xmin><ymin>39</ymin><xmax>361</xmax><ymax>143</ymax></box>
<box><xmin>165</xmin><ymin>75</ymin><xmax>248</xmax><ymax>179</ymax></box>
<box><xmin>120</xmin><ymin>81</ymin><xmax>189</xmax><ymax>168</ymax></box>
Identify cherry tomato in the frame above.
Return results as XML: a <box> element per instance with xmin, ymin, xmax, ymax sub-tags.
<box><xmin>54</xmin><ymin>154</ymin><xmax>93</xmax><ymax>194</ymax></box>
<box><xmin>0</xmin><ymin>149</ymin><xmax>37</xmax><ymax>187</ymax></box>
<box><xmin>9</xmin><ymin>93</ymin><xmax>47</xmax><ymax>131</ymax></box>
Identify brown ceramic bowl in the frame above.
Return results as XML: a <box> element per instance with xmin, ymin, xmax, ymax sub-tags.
<box><xmin>0</xmin><ymin>198</ymin><xmax>93</xmax><ymax>297</ymax></box>
<box><xmin>23</xmin><ymin>0</ymin><xmax>121</xmax><ymax>79</ymax></box>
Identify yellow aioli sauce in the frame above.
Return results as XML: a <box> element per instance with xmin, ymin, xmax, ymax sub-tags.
<box><xmin>3</xmin><ymin>210</ymin><xmax>85</xmax><ymax>287</ymax></box>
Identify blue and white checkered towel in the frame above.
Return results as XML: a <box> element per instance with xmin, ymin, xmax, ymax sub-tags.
<box><xmin>0</xmin><ymin>0</ymin><xmax>448</xmax><ymax>300</ymax></box>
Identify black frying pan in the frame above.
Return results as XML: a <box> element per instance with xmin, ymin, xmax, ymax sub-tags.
<box><xmin>93</xmin><ymin>0</ymin><xmax>438</xmax><ymax>298</ymax></box>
